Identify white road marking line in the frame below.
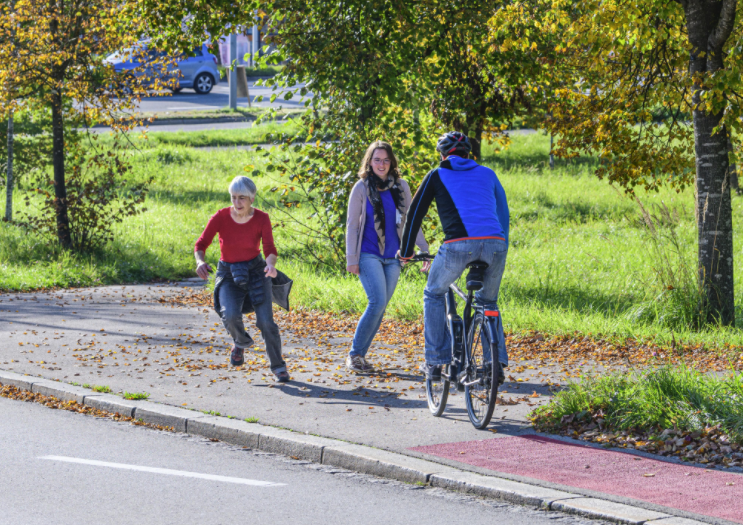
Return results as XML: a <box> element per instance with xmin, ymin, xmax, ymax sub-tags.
<box><xmin>40</xmin><ymin>456</ymin><xmax>285</xmax><ymax>487</ymax></box>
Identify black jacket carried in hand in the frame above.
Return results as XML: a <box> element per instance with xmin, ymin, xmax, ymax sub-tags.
<box><xmin>213</xmin><ymin>257</ymin><xmax>293</xmax><ymax>315</ymax></box>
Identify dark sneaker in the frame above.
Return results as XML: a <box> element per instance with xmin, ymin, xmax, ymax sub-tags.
<box><xmin>497</xmin><ymin>362</ymin><xmax>506</xmax><ymax>386</ymax></box>
<box><xmin>273</xmin><ymin>367</ymin><xmax>290</xmax><ymax>383</ymax></box>
<box><xmin>346</xmin><ymin>355</ymin><xmax>365</xmax><ymax>373</ymax></box>
<box><xmin>419</xmin><ymin>363</ymin><xmax>442</xmax><ymax>381</ymax></box>
<box><xmin>230</xmin><ymin>345</ymin><xmax>245</xmax><ymax>367</ymax></box>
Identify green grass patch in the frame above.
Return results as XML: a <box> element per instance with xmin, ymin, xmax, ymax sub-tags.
<box><xmin>82</xmin><ymin>383</ymin><xmax>91</xmax><ymax>389</ymax></box>
<box><xmin>202</xmin><ymin>410</ymin><xmax>222</xmax><ymax>416</ymax></box>
<box><xmin>92</xmin><ymin>385</ymin><xmax>111</xmax><ymax>393</ymax></box>
<box><xmin>123</xmin><ymin>391</ymin><xmax>150</xmax><ymax>400</ymax></box>
<box><xmin>4</xmin><ymin>128</ymin><xmax>743</xmax><ymax>348</ymax></box>
<box><xmin>92</xmin><ymin>119</ymin><xmax>303</xmax><ymax>150</ymax></box>
<box><xmin>531</xmin><ymin>366</ymin><xmax>743</xmax><ymax>442</ymax></box>
<box><xmin>245</xmin><ymin>416</ymin><xmax>259</xmax><ymax>423</ymax></box>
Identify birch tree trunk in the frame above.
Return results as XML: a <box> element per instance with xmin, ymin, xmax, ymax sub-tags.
<box><xmin>685</xmin><ymin>0</ymin><xmax>737</xmax><ymax>325</ymax></box>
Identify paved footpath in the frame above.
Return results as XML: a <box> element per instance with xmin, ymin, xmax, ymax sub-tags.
<box><xmin>1</xmin><ymin>281</ymin><xmax>741</xmax><ymax>525</ymax></box>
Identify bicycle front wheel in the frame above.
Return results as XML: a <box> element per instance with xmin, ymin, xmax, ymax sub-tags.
<box><xmin>426</xmin><ymin>364</ymin><xmax>450</xmax><ymax>416</ymax></box>
<box><xmin>464</xmin><ymin>313</ymin><xmax>500</xmax><ymax>429</ymax></box>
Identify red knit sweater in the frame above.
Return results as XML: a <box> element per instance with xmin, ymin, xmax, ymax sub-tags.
<box><xmin>194</xmin><ymin>207</ymin><xmax>278</xmax><ymax>263</ymax></box>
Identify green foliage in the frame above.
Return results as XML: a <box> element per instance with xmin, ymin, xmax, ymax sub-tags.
<box><xmin>262</xmin><ymin>107</ymin><xmax>440</xmax><ymax>268</ymax></box>
<box><xmin>92</xmin><ymin>385</ymin><xmax>111</xmax><ymax>393</ymax></box>
<box><xmin>531</xmin><ymin>367</ymin><xmax>743</xmax><ymax>443</ymax></box>
<box><xmin>16</xmin><ymin>139</ymin><xmax>151</xmax><ymax>252</ymax></box>
<box><xmin>123</xmin><ymin>391</ymin><xmax>149</xmax><ymax>400</ymax></box>
<box><xmin>628</xmin><ymin>199</ymin><xmax>709</xmax><ymax>330</ymax></box>
<box><xmin>0</xmin><ymin>107</ymin><xmax>53</xmax><ymax>190</ymax></box>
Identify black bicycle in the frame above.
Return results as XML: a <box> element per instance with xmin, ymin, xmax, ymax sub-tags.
<box><xmin>408</xmin><ymin>252</ymin><xmax>504</xmax><ymax>429</ymax></box>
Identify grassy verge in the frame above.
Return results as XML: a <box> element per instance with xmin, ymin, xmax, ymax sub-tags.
<box><xmin>4</xmin><ymin>129</ymin><xmax>743</xmax><ymax>348</ymax></box>
<box><xmin>91</xmin><ymin>118</ymin><xmax>303</xmax><ymax>149</ymax></box>
<box><xmin>530</xmin><ymin>367</ymin><xmax>743</xmax><ymax>467</ymax></box>
<box><xmin>134</xmin><ymin>106</ymin><xmax>303</xmax><ymax>123</ymax></box>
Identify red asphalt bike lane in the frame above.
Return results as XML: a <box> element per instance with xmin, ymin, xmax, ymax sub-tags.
<box><xmin>413</xmin><ymin>436</ymin><xmax>743</xmax><ymax>523</ymax></box>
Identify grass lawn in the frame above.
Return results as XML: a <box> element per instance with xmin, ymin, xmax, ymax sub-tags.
<box><xmin>4</xmin><ymin>129</ymin><xmax>743</xmax><ymax>348</ymax></box>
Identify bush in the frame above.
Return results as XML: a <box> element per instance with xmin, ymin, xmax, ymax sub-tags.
<box><xmin>17</xmin><ymin>141</ymin><xmax>151</xmax><ymax>252</ymax></box>
<box><xmin>531</xmin><ymin>366</ymin><xmax>743</xmax><ymax>443</ymax></box>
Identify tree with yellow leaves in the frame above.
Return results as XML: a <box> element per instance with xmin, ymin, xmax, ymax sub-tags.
<box><xmin>498</xmin><ymin>0</ymin><xmax>742</xmax><ymax>326</ymax></box>
<box><xmin>0</xmin><ymin>0</ymin><xmax>163</xmax><ymax>249</ymax></box>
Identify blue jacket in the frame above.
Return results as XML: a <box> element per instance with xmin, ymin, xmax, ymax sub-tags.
<box><xmin>399</xmin><ymin>156</ymin><xmax>509</xmax><ymax>258</ymax></box>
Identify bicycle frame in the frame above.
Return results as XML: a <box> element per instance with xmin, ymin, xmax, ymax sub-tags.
<box><xmin>445</xmin><ymin>283</ymin><xmax>500</xmax><ymax>388</ymax></box>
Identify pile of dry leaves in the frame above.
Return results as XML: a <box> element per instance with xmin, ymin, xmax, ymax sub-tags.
<box><xmin>534</xmin><ymin>410</ymin><xmax>743</xmax><ymax>470</ymax></box>
<box><xmin>0</xmin><ymin>385</ymin><xmax>174</xmax><ymax>432</ymax></box>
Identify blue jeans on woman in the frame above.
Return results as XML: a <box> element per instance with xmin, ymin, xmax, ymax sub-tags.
<box><xmin>350</xmin><ymin>253</ymin><xmax>402</xmax><ymax>358</ymax></box>
<box><xmin>423</xmin><ymin>238</ymin><xmax>508</xmax><ymax>366</ymax></box>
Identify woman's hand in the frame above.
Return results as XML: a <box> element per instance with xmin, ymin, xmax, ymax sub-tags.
<box><xmin>421</xmin><ymin>260</ymin><xmax>432</xmax><ymax>273</ymax></box>
<box><xmin>196</xmin><ymin>262</ymin><xmax>212</xmax><ymax>280</ymax></box>
<box><xmin>264</xmin><ymin>264</ymin><xmax>278</xmax><ymax>278</ymax></box>
<box><xmin>346</xmin><ymin>264</ymin><xmax>360</xmax><ymax>275</ymax></box>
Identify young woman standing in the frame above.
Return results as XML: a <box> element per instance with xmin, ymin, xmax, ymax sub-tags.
<box><xmin>345</xmin><ymin>141</ymin><xmax>430</xmax><ymax>372</ymax></box>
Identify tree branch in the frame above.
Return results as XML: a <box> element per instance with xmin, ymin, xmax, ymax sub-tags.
<box><xmin>709</xmin><ymin>0</ymin><xmax>737</xmax><ymax>50</ymax></box>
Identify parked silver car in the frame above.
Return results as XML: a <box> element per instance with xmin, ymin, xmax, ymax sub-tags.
<box><xmin>105</xmin><ymin>42</ymin><xmax>220</xmax><ymax>94</ymax></box>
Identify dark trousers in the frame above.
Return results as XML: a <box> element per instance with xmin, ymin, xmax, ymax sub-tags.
<box><xmin>217</xmin><ymin>271</ymin><xmax>285</xmax><ymax>371</ymax></box>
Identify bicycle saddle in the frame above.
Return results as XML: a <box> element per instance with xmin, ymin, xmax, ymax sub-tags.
<box><xmin>465</xmin><ymin>261</ymin><xmax>489</xmax><ymax>291</ymax></box>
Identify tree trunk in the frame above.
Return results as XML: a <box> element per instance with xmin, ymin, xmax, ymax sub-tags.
<box><xmin>728</xmin><ymin>137</ymin><xmax>740</xmax><ymax>194</ymax></box>
<box><xmin>51</xmin><ymin>91</ymin><xmax>71</xmax><ymax>249</ymax></box>
<box><xmin>5</xmin><ymin>115</ymin><xmax>12</xmax><ymax>221</ymax></box>
<box><xmin>686</xmin><ymin>0</ymin><xmax>736</xmax><ymax>326</ymax></box>
<box><xmin>471</xmin><ymin>125</ymin><xmax>482</xmax><ymax>161</ymax></box>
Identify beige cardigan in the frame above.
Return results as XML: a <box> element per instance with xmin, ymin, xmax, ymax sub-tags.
<box><xmin>345</xmin><ymin>178</ymin><xmax>429</xmax><ymax>266</ymax></box>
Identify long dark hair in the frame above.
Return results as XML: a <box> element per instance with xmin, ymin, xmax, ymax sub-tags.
<box><xmin>357</xmin><ymin>141</ymin><xmax>402</xmax><ymax>180</ymax></box>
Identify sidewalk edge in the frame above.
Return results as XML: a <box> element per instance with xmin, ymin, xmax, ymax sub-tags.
<box><xmin>0</xmin><ymin>370</ymin><xmax>725</xmax><ymax>525</ymax></box>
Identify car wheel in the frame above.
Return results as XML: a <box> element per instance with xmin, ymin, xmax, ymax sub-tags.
<box><xmin>193</xmin><ymin>73</ymin><xmax>214</xmax><ymax>94</ymax></box>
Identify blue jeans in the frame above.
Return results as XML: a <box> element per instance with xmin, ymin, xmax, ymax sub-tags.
<box><xmin>217</xmin><ymin>266</ymin><xmax>285</xmax><ymax>372</ymax></box>
<box><xmin>350</xmin><ymin>253</ymin><xmax>402</xmax><ymax>357</ymax></box>
<box><xmin>424</xmin><ymin>239</ymin><xmax>508</xmax><ymax>366</ymax></box>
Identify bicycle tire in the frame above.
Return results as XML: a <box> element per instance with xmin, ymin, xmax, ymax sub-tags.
<box><xmin>426</xmin><ymin>364</ymin><xmax>450</xmax><ymax>416</ymax></box>
<box><xmin>464</xmin><ymin>312</ymin><xmax>499</xmax><ymax>429</ymax></box>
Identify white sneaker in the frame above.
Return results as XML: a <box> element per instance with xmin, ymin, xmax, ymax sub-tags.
<box><xmin>360</xmin><ymin>357</ymin><xmax>375</xmax><ymax>372</ymax></box>
<box><xmin>346</xmin><ymin>355</ymin><xmax>365</xmax><ymax>372</ymax></box>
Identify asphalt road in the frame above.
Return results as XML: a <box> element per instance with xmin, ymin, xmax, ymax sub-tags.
<box><xmin>137</xmin><ymin>81</ymin><xmax>309</xmax><ymax>114</ymax></box>
<box><xmin>0</xmin><ymin>396</ymin><xmax>605</xmax><ymax>525</ymax></box>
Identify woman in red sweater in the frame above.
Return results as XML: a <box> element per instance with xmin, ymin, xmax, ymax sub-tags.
<box><xmin>194</xmin><ymin>176</ymin><xmax>289</xmax><ymax>382</ymax></box>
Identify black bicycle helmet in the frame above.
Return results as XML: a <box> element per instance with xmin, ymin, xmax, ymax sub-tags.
<box><xmin>436</xmin><ymin>131</ymin><xmax>472</xmax><ymax>157</ymax></box>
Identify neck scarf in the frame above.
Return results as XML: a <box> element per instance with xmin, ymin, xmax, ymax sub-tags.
<box><xmin>367</xmin><ymin>173</ymin><xmax>404</xmax><ymax>254</ymax></box>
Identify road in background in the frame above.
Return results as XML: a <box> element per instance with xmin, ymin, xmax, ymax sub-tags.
<box><xmin>0</xmin><ymin>396</ymin><xmax>604</xmax><ymax>525</ymax></box>
<box><xmin>136</xmin><ymin>81</ymin><xmax>310</xmax><ymax>114</ymax></box>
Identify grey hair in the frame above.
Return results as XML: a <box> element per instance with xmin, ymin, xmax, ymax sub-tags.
<box><xmin>228</xmin><ymin>176</ymin><xmax>257</xmax><ymax>199</ymax></box>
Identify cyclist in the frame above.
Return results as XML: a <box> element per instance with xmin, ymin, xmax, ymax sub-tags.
<box><xmin>398</xmin><ymin>131</ymin><xmax>509</xmax><ymax>381</ymax></box>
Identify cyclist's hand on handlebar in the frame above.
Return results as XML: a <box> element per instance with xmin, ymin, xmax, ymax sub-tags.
<box><xmin>346</xmin><ymin>264</ymin><xmax>360</xmax><ymax>275</ymax></box>
<box><xmin>421</xmin><ymin>260</ymin><xmax>432</xmax><ymax>273</ymax></box>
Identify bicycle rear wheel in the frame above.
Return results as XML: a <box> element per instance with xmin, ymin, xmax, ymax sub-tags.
<box><xmin>464</xmin><ymin>312</ymin><xmax>500</xmax><ymax>429</ymax></box>
<box><xmin>426</xmin><ymin>364</ymin><xmax>450</xmax><ymax>416</ymax></box>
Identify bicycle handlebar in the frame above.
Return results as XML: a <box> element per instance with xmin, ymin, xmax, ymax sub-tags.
<box><xmin>399</xmin><ymin>251</ymin><xmax>436</xmax><ymax>262</ymax></box>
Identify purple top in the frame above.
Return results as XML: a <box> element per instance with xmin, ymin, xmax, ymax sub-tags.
<box><xmin>360</xmin><ymin>191</ymin><xmax>400</xmax><ymax>258</ymax></box>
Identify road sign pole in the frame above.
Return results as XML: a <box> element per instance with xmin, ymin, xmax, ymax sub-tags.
<box><xmin>229</xmin><ymin>33</ymin><xmax>237</xmax><ymax>109</ymax></box>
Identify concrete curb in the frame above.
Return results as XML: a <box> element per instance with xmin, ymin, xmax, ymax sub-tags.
<box><xmin>0</xmin><ymin>370</ymin><xmax>723</xmax><ymax>525</ymax></box>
